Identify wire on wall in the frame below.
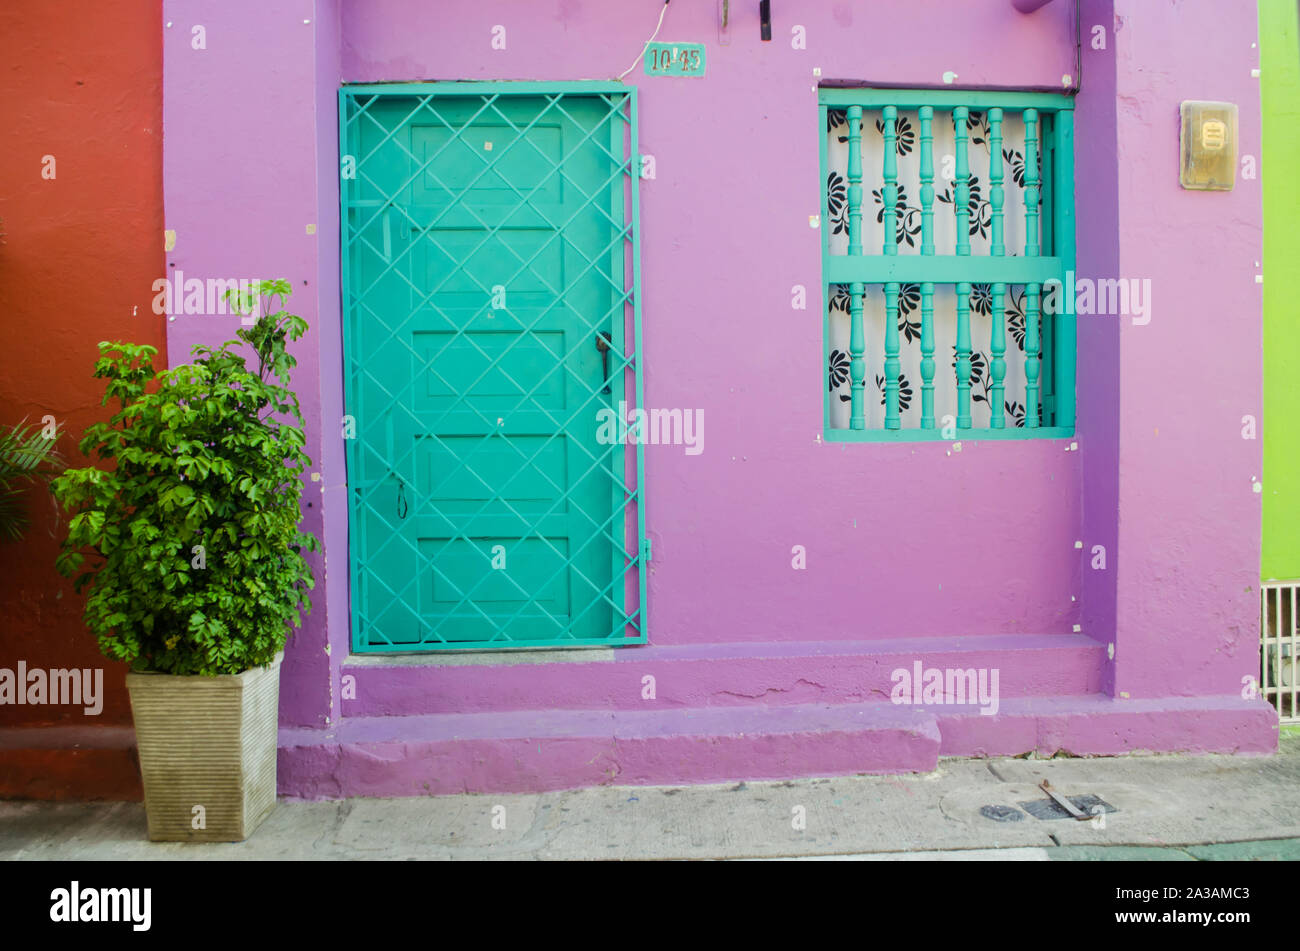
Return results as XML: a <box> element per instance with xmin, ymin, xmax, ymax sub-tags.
<box><xmin>1072</xmin><ymin>0</ymin><xmax>1083</xmax><ymax>93</ymax></box>
<box><xmin>618</xmin><ymin>0</ymin><xmax>672</xmax><ymax>81</ymax></box>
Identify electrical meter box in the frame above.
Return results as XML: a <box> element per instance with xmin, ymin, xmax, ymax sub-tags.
<box><xmin>1180</xmin><ymin>101</ymin><xmax>1237</xmax><ymax>191</ymax></box>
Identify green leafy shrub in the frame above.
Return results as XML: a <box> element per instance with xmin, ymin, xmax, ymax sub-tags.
<box><xmin>53</xmin><ymin>280</ymin><xmax>319</xmax><ymax>675</ymax></box>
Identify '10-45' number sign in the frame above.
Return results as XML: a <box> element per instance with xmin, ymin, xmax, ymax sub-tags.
<box><xmin>643</xmin><ymin>42</ymin><xmax>706</xmax><ymax>77</ymax></box>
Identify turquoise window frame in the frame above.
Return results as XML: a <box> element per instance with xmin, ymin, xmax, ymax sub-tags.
<box><xmin>818</xmin><ymin>88</ymin><xmax>1077</xmax><ymax>442</ymax></box>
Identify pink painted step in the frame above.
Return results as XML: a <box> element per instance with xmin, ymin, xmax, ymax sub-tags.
<box><xmin>340</xmin><ymin>633</ymin><xmax>1105</xmax><ymax>716</ymax></box>
<box><xmin>277</xmin><ymin>692</ymin><xmax>1277</xmax><ymax>800</ymax></box>
<box><xmin>279</xmin><ymin>702</ymin><xmax>942</xmax><ymax>798</ymax></box>
<box><xmin>935</xmin><ymin>693</ymin><xmax>1279</xmax><ymax>758</ymax></box>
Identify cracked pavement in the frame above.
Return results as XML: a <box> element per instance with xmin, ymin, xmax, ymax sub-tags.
<box><xmin>2</xmin><ymin>734</ymin><xmax>1297</xmax><ymax>860</ymax></box>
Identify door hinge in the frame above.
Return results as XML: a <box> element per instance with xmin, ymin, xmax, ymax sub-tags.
<box><xmin>640</xmin><ymin>537</ymin><xmax>652</xmax><ymax>563</ymax></box>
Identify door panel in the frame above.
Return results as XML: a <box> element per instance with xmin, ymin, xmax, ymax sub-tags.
<box><xmin>341</xmin><ymin>85</ymin><xmax>647</xmax><ymax>650</ymax></box>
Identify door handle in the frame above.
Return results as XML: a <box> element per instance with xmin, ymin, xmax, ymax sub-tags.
<box><xmin>595</xmin><ymin>331</ymin><xmax>613</xmax><ymax>395</ymax></box>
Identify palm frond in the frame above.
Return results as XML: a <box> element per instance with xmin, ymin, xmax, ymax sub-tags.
<box><xmin>0</xmin><ymin>418</ymin><xmax>66</xmax><ymax>541</ymax></box>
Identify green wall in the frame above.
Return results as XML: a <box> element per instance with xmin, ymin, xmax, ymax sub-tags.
<box><xmin>1260</xmin><ymin>0</ymin><xmax>1300</xmax><ymax>580</ymax></box>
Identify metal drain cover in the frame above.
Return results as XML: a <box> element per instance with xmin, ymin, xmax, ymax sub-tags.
<box><xmin>1017</xmin><ymin>794</ymin><xmax>1117</xmax><ymax>821</ymax></box>
<box><xmin>979</xmin><ymin>804</ymin><xmax>1025</xmax><ymax>822</ymax></box>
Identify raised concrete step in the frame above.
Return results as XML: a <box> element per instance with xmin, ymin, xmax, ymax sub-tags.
<box><xmin>279</xmin><ymin>701</ymin><xmax>943</xmax><ymax>798</ymax></box>
<box><xmin>934</xmin><ymin>693</ymin><xmax>1279</xmax><ymax>758</ymax></box>
<box><xmin>277</xmin><ymin>692</ymin><xmax>1277</xmax><ymax>799</ymax></box>
<box><xmin>340</xmin><ymin>634</ymin><xmax>1105</xmax><ymax>716</ymax></box>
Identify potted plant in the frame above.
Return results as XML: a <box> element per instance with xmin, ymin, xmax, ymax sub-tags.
<box><xmin>53</xmin><ymin>280</ymin><xmax>318</xmax><ymax>841</ymax></box>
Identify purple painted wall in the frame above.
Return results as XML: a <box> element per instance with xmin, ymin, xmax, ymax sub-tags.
<box><xmin>1075</xmin><ymin>0</ymin><xmax>1120</xmax><ymax>693</ymax></box>
<box><xmin>1109</xmin><ymin>0</ymin><xmax>1263</xmax><ymax>699</ymax></box>
<box><xmin>313</xmin><ymin>0</ymin><xmax>346</xmax><ymax>729</ymax></box>
<box><xmin>159</xmin><ymin>0</ymin><xmax>1275</xmax><ymax>782</ymax></box>
<box><xmin>163</xmin><ymin>0</ymin><xmax>343</xmax><ymax>727</ymax></box>
<box><xmin>336</xmin><ymin>0</ymin><xmax>1085</xmax><ymax>656</ymax></box>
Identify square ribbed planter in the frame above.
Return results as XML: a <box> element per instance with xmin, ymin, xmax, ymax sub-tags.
<box><xmin>125</xmin><ymin>652</ymin><xmax>282</xmax><ymax>842</ymax></box>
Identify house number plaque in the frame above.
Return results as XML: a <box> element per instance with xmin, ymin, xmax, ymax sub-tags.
<box><xmin>643</xmin><ymin>42</ymin><xmax>706</xmax><ymax>77</ymax></box>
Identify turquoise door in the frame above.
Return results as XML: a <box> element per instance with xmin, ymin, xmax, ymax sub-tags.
<box><xmin>341</xmin><ymin>84</ymin><xmax>647</xmax><ymax>650</ymax></box>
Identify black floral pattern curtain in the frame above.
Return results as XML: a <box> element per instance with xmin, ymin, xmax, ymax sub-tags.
<box><xmin>825</xmin><ymin>107</ymin><xmax>1045</xmax><ymax>430</ymax></box>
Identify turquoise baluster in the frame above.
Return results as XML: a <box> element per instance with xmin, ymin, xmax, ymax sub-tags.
<box><xmin>1024</xmin><ymin>283</ymin><xmax>1041</xmax><ymax>428</ymax></box>
<box><xmin>1023</xmin><ymin>108</ymin><xmax>1040</xmax><ymax>257</ymax></box>
<box><xmin>990</xmin><ymin>282</ymin><xmax>1007</xmax><ymax>428</ymax></box>
<box><xmin>956</xmin><ymin>281</ymin><xmax>972</xmax><ymax>428</ymax></box>
<box><xmin>989</xmin><ymin>107</ymin><xmax>1004</xmax><ymax>256</ymax></box>
<box><xmin>953</xmin><ymin>107</ymin><xmax>970</xmax><ymax>256</ymax></box>
<box><xmin>882</xmin><ymin>105</ymin><xmax>898</xmax><ymax>255</ymax></box>
<box><xmin>850</xmin><ymin>283</ymin><xmax>866</xmax><ymax>430</ymax></box>
<box><xmin>847</xmin><ymin>105</ymin><xmax>863</xmax><ymax>257</ymax></box>
<box><xmin>919</xmin><ymin>106</ymin><xmax>935</xmax><ymax>256</ymax></box>
<box><xmin>884</xmin><ymin>282</ymin><xmax>900</xmax><ymax>428</ymax></box>
<box><xmin>920</xmin><ymin>281</ymin><xmax>935</xmax><ymax>429</ymax></box>
<box><xmin>1053</xmin><ymin>109</ymin><xmax>1076</xmax><ymax>429</ymax></box>
<box><xmin>847</xmin><ymin>105</ymin><xmax>866</xmax><ymax>429</ymax></box>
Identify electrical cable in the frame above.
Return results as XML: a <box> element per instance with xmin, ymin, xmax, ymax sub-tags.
<box><xmin>618</xmin><ymin>0</ymin><xmax>672</xmax><ymax>81</ymax></box>
<box><xmin>1073</xmin><ymin>0</ymin><xmax>1083</xmax><ymax>94</ymax></box>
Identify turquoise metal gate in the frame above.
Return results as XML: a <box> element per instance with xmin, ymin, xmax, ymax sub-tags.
<box><xmin>340</xmin><ymin>82</ymin><xmax>647</xmax><ymax>651</ymax></box>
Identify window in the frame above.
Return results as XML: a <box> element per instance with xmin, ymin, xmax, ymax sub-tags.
<box><xmin>819</xmin><ymin>89</ymin><xmax>1076</xmax><ymax>440</ymax></box>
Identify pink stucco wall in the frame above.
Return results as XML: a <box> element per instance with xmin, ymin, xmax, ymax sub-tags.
<box><xmin>160</xmin><ymin>0</ymin><xmax>1268</xmax><ymax>755</ymax></box>
<box><xmin>1109</xmin><ymin>0</ymin><xmax>1263</xmax><ymax>699</ymax></box>
<box><xmin>336</xmin><ymin>0</ymin><xmax>1086</xmax><ymax>659</ymax></box>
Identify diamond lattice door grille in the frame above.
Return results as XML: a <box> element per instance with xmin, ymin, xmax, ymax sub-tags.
<box><xmin>340</xmin><ymin>83</ymin><xmax>647</xmax><ymax>651</ymax></box>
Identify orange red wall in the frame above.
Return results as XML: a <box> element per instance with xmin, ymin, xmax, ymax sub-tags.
<box><xmin>0</xmin><ymin>1</ymin><xmax>163</xmax><ymax>795</ymax></box>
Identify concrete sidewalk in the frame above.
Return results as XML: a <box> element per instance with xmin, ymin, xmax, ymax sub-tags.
<box><xmin>3</xmin><ymin>733</ymin><xmax>1297</xmax><ymax>860</ymax></box>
